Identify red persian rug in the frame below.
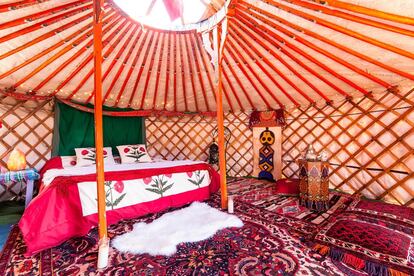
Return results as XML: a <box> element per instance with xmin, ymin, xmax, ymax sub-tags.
<box><xmin>312</xmin><ymin>199</ymin><xmax>414</xmax><ymax>276</ymax></box>
<box><xmin>228</xmin><ymin>178</ymin><xmax>354</xmax><ymax>228</ymax></box>
<box><xmin>0</xmin><ymin>193</ymin><xmax>347</xmax><ymax>276</ymax></box>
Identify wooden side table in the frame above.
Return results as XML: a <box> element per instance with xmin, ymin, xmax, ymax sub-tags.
<box><xmin>0</xmin><ymin>169</ymin><xmax>39</xmax><ymax>207</ymax></box>
<box><xmin>298</xmin><ymin>159</ymin><xmax>329</xmax><ymax>211</ymax></box>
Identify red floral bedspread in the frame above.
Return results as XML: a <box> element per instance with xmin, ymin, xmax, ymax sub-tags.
<box><xmin>19</xmin><ymin>159</ymin><xmax>220</xmax><ymax>255</ymax></box>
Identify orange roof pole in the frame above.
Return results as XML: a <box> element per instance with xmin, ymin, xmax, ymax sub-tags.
<box><xmin>215</xmin><ymin>22</ymin><xmax>228</xmax><ymax>210</ymax></box>
<box><xmin>92</xmin><ymin>0</ymin><xmax>108</xmax><ymax>269</ymax></box>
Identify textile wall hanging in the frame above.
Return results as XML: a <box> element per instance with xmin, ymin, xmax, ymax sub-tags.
<box><xmin>52</xmin><ymin>101</ymin><xmax>146</xmax><ymax>156</ymax></box>
<box><xmin>248</xmin><ymin>109</ymin><xmax>286</xmax><ymax>129</ymax></box>
<box><xmin>250</xmin><ymin>110</ymin><xmax>284</xmax><ymax>181</ymax></box>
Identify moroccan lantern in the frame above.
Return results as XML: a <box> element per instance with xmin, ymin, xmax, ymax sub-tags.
<box><xmin>7</xmin><ymin>149</ymin><xmax>27</xmax><ymax>171</ymax></box>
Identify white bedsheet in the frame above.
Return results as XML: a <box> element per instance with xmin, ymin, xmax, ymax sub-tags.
<box><xmin>42</xmin><ymin>160</ymin><xmax>205</xmax><ymax>186</ymax></box>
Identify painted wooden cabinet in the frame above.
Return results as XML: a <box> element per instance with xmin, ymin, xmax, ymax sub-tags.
<box><xmin>298</xmin><ymin>160</ymin><xmax>329</xmax><ymax>211</ymax></box>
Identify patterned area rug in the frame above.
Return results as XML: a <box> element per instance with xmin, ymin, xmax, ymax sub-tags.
<box><xmin>0</xmin><ymin>193</ymin><xmax>348</xmax><ymax>275</ymax></box>
<box><xmin>228</xmin><ymin>178</ymin><xmax>353</xmax><ymax>228</ymax></box>
<box><xmin>312</xmin><ymin>200</ymin><xmax>414</xmax><ymax>275</ymax></box>
<box><xmin>228</xmin><ymin>178</ymin><xmax>414</xmax><ymax>276</ymax></box>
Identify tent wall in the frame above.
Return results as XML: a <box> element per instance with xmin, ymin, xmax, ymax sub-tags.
<box><xmin>282</xmin><ymin>89</ymin><xmax>414</xmax><ymax>207</ymax></box>
<box><xmin>0</xmin><ymin>96</ymin><xmax>54</xmax><ymax>169</ymax></box>
<box><xmin>145</xmin><ymin>112</ymin><xmax>253</xmax><ymax>177</ymax></box>
<box><xmin>0</xmin><ymin>90</ymin><xmax>413</xmax><ymax>207</ymax></box>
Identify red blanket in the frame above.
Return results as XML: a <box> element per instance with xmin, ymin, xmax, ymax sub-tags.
<box><xmin>19</xmin><ymin>160</ymin><xmax>220</xmax><ymax>255</ymax></box>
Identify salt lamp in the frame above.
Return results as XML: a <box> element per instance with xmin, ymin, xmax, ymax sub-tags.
<box><xmin>0</xmin><ymin>165</ymin><xmax>7</xmax><ymax>173</ymax></box>
<box><xmin>7</xmin><ymin>149</ymin><xmax>27</xmax><ymax>171</ymax></box>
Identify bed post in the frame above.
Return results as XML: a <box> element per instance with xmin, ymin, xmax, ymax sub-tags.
<box><xmin>215</xmin><ymin>19</ymin><xmax>228</xmax><ymax>210</ymax></box>
<box><xmin>93</xmin><ymin>0</ymin><xmax>108</xmax><ymax>269</ymax></box>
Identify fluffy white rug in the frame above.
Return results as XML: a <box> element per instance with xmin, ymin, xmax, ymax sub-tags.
<box><xmin>112</xmin><ymin>202</ymin><xmax>243</xmax><ymax>256</ymax></box>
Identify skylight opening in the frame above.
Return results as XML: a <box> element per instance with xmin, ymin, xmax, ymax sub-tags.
<box><xmin>113</xmin><ymin>0</ymin><xmax>219</xmax><ymax>30</ymax></box>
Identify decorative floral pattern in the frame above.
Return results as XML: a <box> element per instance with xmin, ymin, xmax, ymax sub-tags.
<box><xmin>117</xmin><ymin>144</ymin><xmax>152</xmax><ymax>164</ymax></box>
<box><xmin>104</xmin><ymin>181</ymin><xmax>126</xmax><ymax>210</ymax></box>
<box><xmin>0</xmin><ymin>187</ymin><xmax>346</xmax><ymax>276</ymax></box>
<box><xmin>75</xmin><ymin>147</ymin><xmax>114</xmax><ymax>167</ymax></box>
<box><xmin>144</xmin><ymin>174</ymin><xmax>174</xmax><ymax>197</ymax></box>
<box><xmin>187</xmin><ymin>170</ymin><xmax>205</xmax><ymax>188</ymax></box>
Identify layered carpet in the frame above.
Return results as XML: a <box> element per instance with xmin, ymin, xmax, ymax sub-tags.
<box><xmin>228</xmin><ymin>178</ymin><xmax>414</xmax><ymax>276</ymax></box>
<box><xmin>1</xmin><ymin>178</ymin><xmax>413</xmax><ymax>275</ymax></box>
<box><xmin>0</xmin><ymin>193</ymin><xmax>345</xmax><ymax>275</ymax></box>
<box><xmin>112</xmin><ymin>202</ymin><xmax>243</xmax><ymax>256</ymax></box>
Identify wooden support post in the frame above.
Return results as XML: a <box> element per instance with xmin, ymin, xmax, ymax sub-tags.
<box><xmin>92</xmin><ymin>0</ymin><xmax>108</xmax><ymax>269</ymax></box>
<box><xmin>215</xmin><ymin>22</ymin><xmax>228</xmax><ymax>210</ymax></box>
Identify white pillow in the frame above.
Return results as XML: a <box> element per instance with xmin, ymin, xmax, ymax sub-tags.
<box><xmin>75</xmin><ymin>147</ymin><xmax>115</xmax><ymax>167</ymax></box>
<box><xmin>117</xmin><ymin>144</ymin><xmax>152</xmax><ymax>164</ymax></box>
<box><xmin>61</xmin><ymin>156</ymin><xmax>77</xmax><ymax>168</ymax></box>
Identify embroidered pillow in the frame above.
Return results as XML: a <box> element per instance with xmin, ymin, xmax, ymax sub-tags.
<box><xmin>75</xmin><ymin>147</ymin><xmax>115</xmax><ymax>167</ymax></box>
<box><xmin>117</xmin><ymin>144</ymin><xmax>152</xmax><ymax>163</ymax></box>
<box><xmin>61</xmin><ymin>156</ymin><xmax>77</xmax><ymax>168</ymax></box>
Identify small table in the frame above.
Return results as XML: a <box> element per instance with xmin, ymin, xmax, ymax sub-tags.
<box><xmin>298</xmin><ymin>160</ymin><xmax>329</xmax><ymax>211</ymax></box>
<box><xmin>0</xmin><ymin>168</ymin><xmax>39</xmax><ymax>207</ymax></box>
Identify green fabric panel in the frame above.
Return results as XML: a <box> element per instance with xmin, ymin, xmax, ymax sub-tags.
<box><xmin>55</xmin><ymin>102</ymin><xmax>145</xmax><ymax>156</ymax></box>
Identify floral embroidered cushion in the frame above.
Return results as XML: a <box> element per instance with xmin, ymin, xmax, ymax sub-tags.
<box><xmin>75</xmin><ymin>147</ymin><xmax>115</xmax><ymax>167</ymax></box>
<box><xmin>61</xmin><ymin>156</ymin><xmax>77</xmax><ymax>167</ymax></box>
<box><xmin>117</xmin><ymin>144</ymin><xmax>152</xmax><ymax>164</ymax></box>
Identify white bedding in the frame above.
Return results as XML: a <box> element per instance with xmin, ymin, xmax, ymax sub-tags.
<box><xmin>42</xmin><ymin>160</ymin><xmax>205</xmax><ymax>187</ymax></box>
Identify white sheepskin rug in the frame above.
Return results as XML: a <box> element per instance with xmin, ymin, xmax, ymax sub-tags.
<box><xmin>112</xmin><ymin>202</ymin><xmax>243</xmax><ymax>256</ymax></box>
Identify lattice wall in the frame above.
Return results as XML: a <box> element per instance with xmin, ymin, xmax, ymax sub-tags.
<box><xmin>145</xmin><ymin>112</ymin><xmax>253</xmax><ymax>177</ymax></box>
<box><xmin>282</xmin><ymin>89</ymin><xmax>414</xmax><ymax>207</ymax></box>
<box><xmin>1</xmin><ymin>90</ymin><xmax>413</xmax><ymax>207</ymax></box>
<box><xmin>0</xmin><ymin>96</ymin><xmax>54</xmax><ymax>170</ymax></box>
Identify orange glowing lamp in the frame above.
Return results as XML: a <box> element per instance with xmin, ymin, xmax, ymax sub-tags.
<box><xmin>7</xmin><ymin>149</ymin><xmax>27</xmax><ymax>171</ymax></box>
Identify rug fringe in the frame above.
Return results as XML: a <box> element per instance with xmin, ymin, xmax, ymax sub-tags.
<box><xmin>312</xmin><ymin>243</ymin><xmax>410</xmax><ymax>276</ymax></box>
<box><xmin>342</xmin><ymin>253</ymin><xmax>365</xmax><ymax>270</ymax></box>
<box><xmin>388</xmin><ymin>268</ymin><xmax>409</xmax><ymax>276</ymax></box>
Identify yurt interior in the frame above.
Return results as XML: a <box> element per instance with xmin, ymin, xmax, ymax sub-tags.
<box><xmin>0</xmin><ymin>0</ymin><xmax>413</xmax><ymax>275</ymax></box>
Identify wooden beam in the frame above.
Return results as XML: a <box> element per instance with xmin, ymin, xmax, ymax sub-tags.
<box><xmin>194</xmin><ymin>33</ymin><xmax>218</xmax><ymax>107</ymax></box>
<box><xmin>34</xmin><ymin>11</ymin><xmax>118</xmax><ymax>92</ymax></box>
<box><xmin>139</xmin><ymin>32</ymin><xmax>163</xmax><ymax>110</ymax></box>
<box><xmin>177</xmin><ymin>34</ymin><xmax>189</xmax><ymax>111</ymax></box>
<box><xmin>239</xmin><ymin>2</ymin><xmax>414</xmax><ymax>82</ymax></box>
<box><xmin>0</xmin><ymin>3</ymin><xmax>93</xmax><ymax>43</ymax></box>
<box><xmin>186</xmin><ymin>33</ymin><xmax>210</xmax><ymax>112</ymax></box>
<box><xmin>317</xmin><ymin>0</ymin><xmax>414</xmax><ymax>26</ymax></box>
<box><xmin>215</xmin><ymin>23</ymin><xmax>228</xmax><ymax>209</ymax></box>
<box><xmin>103</xmin><ymin>24</ymin><xmax>141</xmax><ymax>104</ymax></box>
<box><xmin>92</xmin><ymin>0</ymin><xmax>108</xmax><ymax>269</ymax></box>
<box><xmin>260</xmin><ymin>0</ymin><xmax>414</xmax><ymax>60</ymax></box>
<box><xmin>226</xmin><ymin>38</ymin><xmax>287</xmax><ymax>106</ymax></box>
<box><xmin>0</xmin><ymin>0</ymin><xmax>89</xmax><ymax>30</ymax></box>
<box><xmin>116</xmin><ymin>29</ymin><xmax>150</xmax><ymax>107</ymax></box>
<box><xmin>162</xmin><ymin>33</ymin><xmax>172</xmax><ymax>110</ymax></box>
<box><xmin>69</xmin><ymin>19</ymin><xmax>131</xmax><ymax>101</ymax></box>
<box><xmin>237</xmin><ymin>7</ymin><xmax>367</xmax><ymax>96</ymax></box>
<box><xmin>222</xmin><ymin>55</ymin><xmax>255</xmax><ymax>109</ymax></box>
<box><xmin>283</xmin><ymin>0</ymin><xmax>414</xmax><ymax>37</ymax></box>
<box><xmin>127</xmin><ymin>31</ymin><xmax>156</xmax><ymax>108</ymax></box>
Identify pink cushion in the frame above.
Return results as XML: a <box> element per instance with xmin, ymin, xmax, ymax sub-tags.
<box><xmin>274</xmin><ymin>178</ymin><xmax>300</xmax><ymax>196</ymax></box>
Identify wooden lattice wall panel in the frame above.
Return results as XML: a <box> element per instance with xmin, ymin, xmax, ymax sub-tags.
<box><xmin>0</xmin><ymin>96</ymin><xmax>54</xmax><ymax>170</ymax></box>
<box><xmin>145</xmin><ymin>112</ymin><xmax>253</xmax><ymax>177</ymax></box>
<box><xmin>282</xmin><ymin>89</ymin><xmax>414</xmax><ymax>207</ymax></box>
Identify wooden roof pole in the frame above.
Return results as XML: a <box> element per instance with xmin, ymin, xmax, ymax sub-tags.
<box><xmin>317</xmin><ymin>0</ymin><xmax>414</xmax><ymax>26</ymax></box>
<box><xmin>92</xmin><ymin>0</ymin><xmax>108</xmax><ymax>269</ymax></box>
<box><xmin>215</xmin><ymin>22</ymin><xmax>228</xmax><ymax>209</ymax></box>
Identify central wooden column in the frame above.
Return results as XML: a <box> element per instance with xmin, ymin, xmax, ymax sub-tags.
<box><xmin>92</xmin><ymin>0</ymin><xmax>108</xmax><ymax>268</ymax></box>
